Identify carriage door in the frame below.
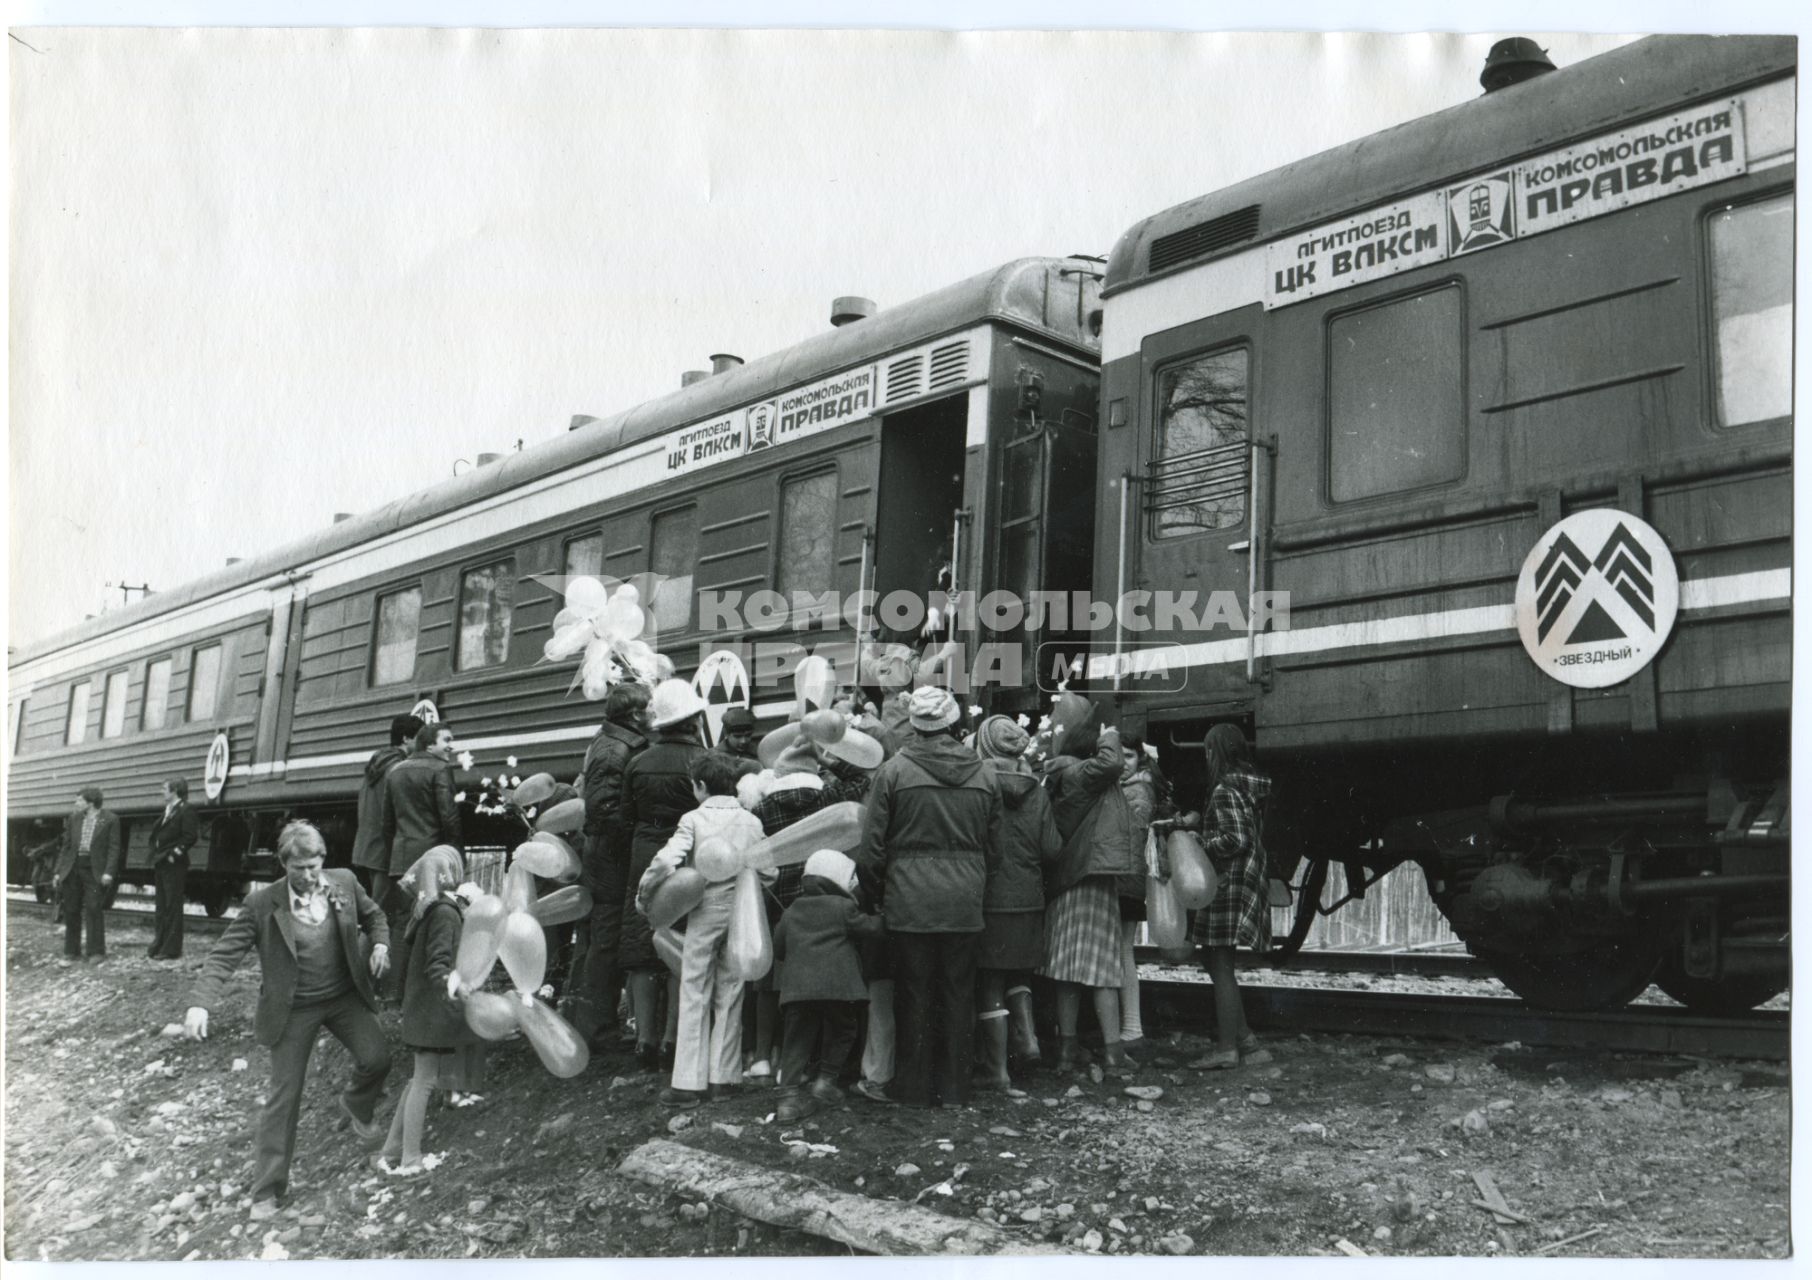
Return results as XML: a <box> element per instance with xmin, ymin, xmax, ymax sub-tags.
<box><xmin>871</xmin><ymin>394</ymin><xmax>968</xmax><ymax>644</ymax></box>
<box><xmin>1133</xmin><ymin>332</ymin><xmax>1262</xmax><ymax>709</ymax></box>
<box><xmin>252</xmin><ymin>583</ymin><xmax>306</xmax><ymax>771</ymax></box>
<box><xmin>996</xmin><ymin>412</ymin><xmax>1098</xmax><ymax>714</ymax></box>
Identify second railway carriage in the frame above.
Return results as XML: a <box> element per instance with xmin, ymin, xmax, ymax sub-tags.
<box><xmin>1093</xmin><ymin>36</ymin><xmax>1794</xmax><ymax>1012</ymax></box>
<box><xmin>6</xmin><ymin>256</ymin><xmax>1102</xmax><ymax>901</ymax></box>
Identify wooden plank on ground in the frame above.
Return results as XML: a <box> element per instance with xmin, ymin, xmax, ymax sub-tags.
<box><xmin>617</xmin><ymin>1138</ymin><xmax>1073</xmax><ymax>1256</ymax></box>
<box><xmin>1471</xmin><ymin>1170</ymin><xmax>1523</xmax><ymax>1226</ymax></box>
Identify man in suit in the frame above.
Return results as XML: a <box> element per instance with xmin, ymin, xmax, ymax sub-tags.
<box><xmin>57</xmin><ymin>786</ymin><xmax>122</xmax><ymax>964</ymax></box>
<box><xmin>349</xmin><ymin>712</ymin><xmax>424</xmax><ymax>907</ymax></box>
<box><xmin>148</xmin><ymin>777</ymin><xmax>201</xmax><ymax>960</ymax></box>
<box><xmin>185</xmin><ymin>820</ymin><xmax>392</xmax><ymax>1217</ymax></box>
<box><xmin>379</xmin><ymin>721</ymin><xmax>462</xmax><ymax>879</ymax></box>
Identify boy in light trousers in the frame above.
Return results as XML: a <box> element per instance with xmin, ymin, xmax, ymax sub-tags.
<box><xmin>636</xmin><ymin>753</ymin><xmax>767</xmax><ymax>1108</ymax></box>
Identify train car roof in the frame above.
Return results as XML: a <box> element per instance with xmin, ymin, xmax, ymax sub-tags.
<box><xmin>1104</xmin><ymin>34</ymin><xmax>1797</xmax><ymax>298</ymax></box>
<box><xmin>12</xmin><ymin>256</ymin><xmax>1099</xmax><ymax>668</ymax></box>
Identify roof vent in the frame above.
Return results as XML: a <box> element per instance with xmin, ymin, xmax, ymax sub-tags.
<box><xmin>831</xmin><ymin>296</ymin><xmax>876</xmax><ymax>327</ymax></box>
<box><xmin>476</xmin><ymin>452</ymin><xmax>503</xmax><ymax>467</ymax></box>
<box><xmin>332</xmin><ymin>512</ymin><xmax>354</xmax><ymax>524</ymax></box>
<box><xmin>681</xmin><ymin>370</ymin><xmax>711</xmax><ymax>387</ymax></box>
<box><xmin>225</xmin><ymin>557</ymin><xmax>243</xmax><ymax>566</ymax></box>
<box><xmin>1480</xmin><ymin>38</ymin><xmax>1557</xmax><ymax>93</ymax></box>
<box><xmin>709</xmin><ymin>353</ymin><xmax>743</xmax><ymax>375</ymax></box>
<box><xmin>569</xmin><ymin>414</ymin><xmax>599</xmax><ymax>432</ymax></box>
<box><xmin>1148</xmin><ymin>204</ymin><xmax>1262</xmax><ymax>273</ymax></box>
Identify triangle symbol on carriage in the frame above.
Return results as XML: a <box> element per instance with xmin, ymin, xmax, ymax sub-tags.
<box><xmin>1563</xmin><ymin>599</ymin><xmax>1625</xmax><ymax>646</ymax></box>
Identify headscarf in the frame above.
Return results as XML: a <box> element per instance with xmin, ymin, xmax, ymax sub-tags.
<box><xmin>1204</xmin><ymin>722</ymin><xmax>1251</xmax><ymax>794</ymax></box>
<box><xmin>400</xmin><ymin>844</ymin><xmax>465</xmax><ymax>920</ymax></box>
<box><xmin>973</xmin><ymin>714</ymin><xmax>1031</xmax><ymax>766</ymax></box>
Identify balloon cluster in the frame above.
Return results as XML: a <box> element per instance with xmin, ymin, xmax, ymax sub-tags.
<box><xmin>451</xmin><ymin>795</ymin><xmax>593</xmax><ymax>1078</ymax></box>
<box><xmin>639</xmin><ymin>802</ymin><xmax>867</xmax><ymax>981</ymax></box>
<box><xmin>543</xmin><ymin>576</ymin><xmax>662</xmax><ymax>702</ymax></box>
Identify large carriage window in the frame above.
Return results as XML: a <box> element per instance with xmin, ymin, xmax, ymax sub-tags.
<box><xmin>778</xmin><ymin>471</ymin><xmax>838</xmax><ymax>601</ymax></box>
<box><xmin>66</xmin><ymin>681</ymin><xmax>92</xmax><ymax>745</ymax></box>
<box><xmin>1709</xmin><ymin>192</ymin><xmax>1793</xmax><ymax>427</ymax></box>
<box><xmin>142</xmin><ymin>657</ymin><xmax>172</xmax><ymax>730</ymax></box>
<box><xmin>458</xmin><ymin>560</ymin><xmax>516</xmax><ymax>670</ymax></box>
<box><xmin>188</xmin><ymin>644</ymin><xmax>222</xmax><ymax>721</ymax></box>
<box><xmin>372</xmin><ymin>586</ymin><xmax>423</xmax><ymax>685</ymax></box>
<box><xmin>101</xmin><ymin>670</ymin><xmax>130</xmax><ymax>739</ymax></box>
<box><xmin>1328</xmin><ymin>286</ymin><xmax>1463</xmax><ymax>502</ymax></box>
<box><xmin>563</xmin><ymin>533</ymin><xmax>604</xmax><ymax>579</ymax></box>
<box><xmin>649</xmin><ymin>508</ymin><xmax>698</xmax><ymax>635</ymax></box>
<box><xmin>1150</xmin><ymin>348</ymin><xmax>1249</xmax><ymax>538</ymax></box>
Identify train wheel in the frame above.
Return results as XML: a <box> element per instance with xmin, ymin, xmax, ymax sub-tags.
<box><xmin>1474</xmin><ymin>939</ymin><xmax>1662</xmax><ymax>1012</ymax></box>
<box><xmin>1655</xmin><ymin>956</ymin><xmax>1786</xmax><ymax>1015</ymax></box>
<box><xmin>1270</xmin><ymin>858</ymin><xmax>1329</xmax><ymax>963</ymax></box>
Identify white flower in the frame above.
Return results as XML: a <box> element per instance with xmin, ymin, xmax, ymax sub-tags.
<box><xmin>456</xmin><ymin>751</ymin><xmax>476</xmax><ymax>771</ymax></box>
<box><xmin>967</xmin><ymin>704</ymin><xmax>984</xmax><ymax>719</ymax></box>
<box><xmin>1016</xmin><ymin>714</ymin><xmax>1030</xmax><ymax>728</ymax></box>
<box><xmin>506</xmin><ymin>756</ymin><xmax>519</xmax><ymax>769</ymax></box>
<box><xmin>510</xmin><ymin>775</ymin><xmax>522</xmax><ymax>788</ymax></box>
<box><xmin>480</xmin><ymin>776</ymin><xmax>492</xmax><ymax>788</ymax></box>
<box><xmin>454</xmin><ymin>791</ymin><xmax>468</xmax><ymax>803</ymax></box>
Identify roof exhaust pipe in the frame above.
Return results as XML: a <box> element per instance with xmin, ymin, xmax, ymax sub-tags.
<box><xmin>831</xmin><ymin>296</ymin><xmax>876</xmax><ymax>327</ymax></box>
<box><xmin>709</xmin><ymin>353</ymin><xmax>743</xmax><ymax>375</ymax></box>
<box><xmin>681</xmin><ymin>370</ymin><xmax>711</xmax><ymax>387</ymax></box>
<box><xmin>1480</xmin><ymin>37</ymin><xmax>1557</xmax><ymax>93</ymax></box>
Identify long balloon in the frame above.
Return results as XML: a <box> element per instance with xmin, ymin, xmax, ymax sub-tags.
<box><xmin>498</xmin><ymin>911</ymin><xmax>549</xmax><ymax>992</ymax></box>
<box><xmin>742</xmin><ymin>801</ymin><xmax>865</xmax><ymax>873</ymax></box>
<box><xmin>1147</xmin><ymin>874</ymin><xmax>1188</xmax><ymax>949</ymax></box>
<box><xmin>723</xmin><ymin>867</ymin><xmax>773</xmax><ymax>981</ymax></box>
<box><xmin>535</xmin><ymin>797</ymin><xmax>586</xmax><ymax>835</ymax></box>
<box><xmin>653</xmin><ymin>925</ymin><xmax>684</xmax><ymax>975</ymax></box>
<box><xmin>644</xmin><ymin>867</ymin><xmax>708</xmax><ymax>930</ymax></box>
<box><xmin>510</xmin><ymin>773</ymin><xmax>558</xmax><ymax>808</ymax></box>
<box><xmin>463</xmin><ymin>990</ymin><xmax>521</xmax><ymax>1040</ymax></box>
<box><xmin>515</xmin><ymin>835</ymin><xmax>580</xmax><ymax>882</ymax></box>
<box><xmin>453</xmin><ymin>893</ymin><xmax>508</xmax><ymax>989</ymax></box>
<box><xmin>531</xmin><ymin>884</ymin><xmax>593</xmax><ymax>927</ymax></box>
<box><xmin>691</xmin><ymin>836</ymin><xmax>741</xmax><ymax>883</ymax></box>
<box><xmin>502</xmin><ymin>861</ymin><xmax>538</xmax><ymax>915</ymax></box>
<box><xmin>516</xmin><ymin>996</ymin><xmax>590</xmax><ymax>1078</ymax></box>
<box><xmin>1168</xmin><ymin>831</ymin><xmax>1219</xmax><ymax>910</ymax></box>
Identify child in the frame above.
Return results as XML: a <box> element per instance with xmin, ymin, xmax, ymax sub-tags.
<box><xmin>772</xmin><ymin>849</ymin><xmax>884</xmax><ymax>1122</ymax></box>
<box><xmin>635</xmin><ymin>753</ymin><xmax>767</xmax><ymax>1109</ymax></box>
<box><xmin>380</xmin><ymin>844</ymin><xmax>480</xmax><ymax>1175</ymax></box>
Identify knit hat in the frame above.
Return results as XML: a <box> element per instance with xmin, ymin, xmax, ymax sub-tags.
<box><xmin>720</xmin><ymin>706</ymin><xmax>757</xmax><ymax>732</ymax></box>
<box><xmin>866</xmin><ymin>643</ymin><xmax>917</xmax><ymax>692</ymax></box>
<box><xmin>973</xmin><ymin>714</ymin><xmax>1030</xmax><ymax>762</ymax></box>
<box><xmin>802</xmin><ymin>848</ymin><xmax>857</xmax><ymax>890</ymax></box>
<box><xmin>908</xmin><ymin>686</ymin><xmax>960</xmax><ymax>732</ymax></box>
<box><xmin>648</xmin><ymin>678</ymin><xmax>708</xmax><ymax>729</ymax></box>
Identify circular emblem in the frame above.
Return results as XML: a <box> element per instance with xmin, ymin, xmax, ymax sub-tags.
<box><xmin>203</xmin><ymin>731</ymin><xmax>231</xmax><ymax>802</ymax></box>
<box><xmin>1515</xmin><ymin>509</ymin><xmax>1679</xmax><ymax>689</ymax></box>
<box><xmin>410</xmin><ymin>699</ymin><xmax>441</xmax><ymax>725</ymax></box>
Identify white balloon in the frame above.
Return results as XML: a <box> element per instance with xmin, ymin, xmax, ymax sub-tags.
<box><xmin>565</xmin><ymin>576</ymin><xmax>608</xmax><ymax>613</ymax></box>
<box><xmin>612</xmin><ymin>582</ymin><xmax>640</xmax><ymax>606</ymax></box>
<box><xmin>603</xmin><ymin>596</ymin><xmax>645</xmax><ymax>641</ymax></box>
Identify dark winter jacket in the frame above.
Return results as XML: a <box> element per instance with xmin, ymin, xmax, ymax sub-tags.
<box><xmin>618</xmin><ymin>730</ymin><xmax>709</xmax><ymax>968</ymax></box>
<box><xmin>380</xmin><ymin>754</ymin><xmax>462</xmax><ymax>875</ymax></box>
<box><xmin>580</xmin><ymin>719</ymin><xmax>648</xmax><ymax>839</ymax></box>
<box><xmin>352</xmin><ymin>746</ymin><xmax>410</xmax><ymax>873</ymax></box>
<box><xmin>854</xmin><ymin>731</ymin><xmax>1001</xmax><ymax>933</ymax></box>
<box><xmin>979</xmin><ymin>760</ymin><xmax>1061</xmax><ymax>914</ymax></box>
<box><xmin>773</xmin><ymin>877</ymin><xmax>885</xmax><ymax>1004</ymax></box>
<box><xmin>1042</xmin><ymin>726</ymin><xmax>1137</xmax><ymax>897</ymax></box>
<box><xmin>398</xmin><ymin>898</ymin><xmax>479</xmax><ymax>1050</ymax></box>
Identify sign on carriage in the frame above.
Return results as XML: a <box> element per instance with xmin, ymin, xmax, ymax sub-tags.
<box><xmin>772</xmin><ymin>364</ymin><xmax>877</xmax><ymax>446</ymax></box>
<box><xmin>661</xmin><ymin>412</ymin><xmax>745</xmax><ymax>477</ymax></box>
<box><xmin>203</xmin><ymin>731</ymin><xmax>231</xmax><ymax>802</ymax></box>
<box><xmin>1514</xmin><ymin>510</ymin><xmax>1679</xmax><ymax>690</ymax></box>
<box><xmin>657</xmin><ymin>365</ymin><xmax>877</xmax><ymax>476</ymax></box>
<box><xmin>1267</xmin><ymin>96</ymin><xmax>1749</xmax><ymax>307</ymax></box>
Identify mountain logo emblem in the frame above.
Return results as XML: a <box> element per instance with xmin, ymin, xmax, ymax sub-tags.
<box><xmin>1515</xmin><ymin>509</ymin><xmax>1679</xmax><ymax>690</ymax></box>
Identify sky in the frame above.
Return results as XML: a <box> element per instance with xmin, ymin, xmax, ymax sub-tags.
<box><xmin>7</xmin><ymin>23</ymin><xmax>1657</xmax><ymax>647</ymax></box>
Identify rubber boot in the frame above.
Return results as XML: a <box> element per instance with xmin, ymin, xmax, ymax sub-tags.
<box><xmin>1006</xmin><ymin>986</ymin><xmax>1041</xmax><ymax>1065</ymax></box>
<box><xmin>973</xmin><ymin>1012</ymin><xmax>1014</xmax><ymax>1093</ymax></box>
<box><xmin>1054</xmin><ymin>1035</ymin><xmax>1085</xmax><ymax>1073</ymax></box>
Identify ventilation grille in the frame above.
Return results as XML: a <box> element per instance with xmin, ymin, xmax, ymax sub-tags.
<box><xmin>1148</xmin><ymin>205</ymin><xmax>1262</xmax><ymax>273</ymax></box>
<box><xmin>882</xmin><ymin>335</ymin><xmax>979</xmax><ymax>407</ymax></box>
<box><xmin>885</xmin><ymin>355</ymin><xmax>924</xmax><ymax>403</ymax></box>
<box><xmin>928</xmin><ymin>340</ymin><xmax>970</xmax><ymax>391</ymax></box>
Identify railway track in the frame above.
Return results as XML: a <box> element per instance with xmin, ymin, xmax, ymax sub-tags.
<box><xmin>1146</xmin><ymin>974</ymin><xmax>1790</xmax><ymax>1062</ymax></box>
<box><xmin>5</xmin><ymin>892</ymin><xmax>232</xmax><ymax>935</ymax></box>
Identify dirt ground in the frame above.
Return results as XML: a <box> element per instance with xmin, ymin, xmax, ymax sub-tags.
<box><xmin>3</xmin><ymin>910</ymin><xmax>1790</xmax><ymax>1261</ymax></box>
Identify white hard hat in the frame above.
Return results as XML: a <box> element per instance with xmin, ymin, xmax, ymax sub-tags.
<box><xmin>648</xmin><ymin>678</ymin><xmax>709</xmax><ymax>729</ymax></box>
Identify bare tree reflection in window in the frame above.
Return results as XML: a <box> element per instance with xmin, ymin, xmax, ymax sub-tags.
<box><xmin>1153</xmin><ymin>349</ymin><xmax>1249</xmax><ymax>538</ymax></box>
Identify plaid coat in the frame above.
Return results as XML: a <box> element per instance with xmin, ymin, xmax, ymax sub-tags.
<box><xmin>747</xmin><ymin>759</ymin><xmax>872</xmax><ymax>908</ymax></box>
<box><xmin>1190</xmin><ymin>763</ymin><xmax>1272</xmax><ymax>951</ymax></box>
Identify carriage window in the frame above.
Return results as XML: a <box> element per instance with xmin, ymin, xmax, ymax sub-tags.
<box><xmin>1709</xmin><ymin>192</ymin><xmax>1793</xmax><ymax>427</ymax></box>
<box><xmin>778</xmin><ymin>471</ymin><xmax>839</xmax><ymax>600</ymax></box>
<box><xmin>372</xmin><ymin>586</ymin><xmax>423</xmax><ymax>685</ymax></box>
<box><xmin>188</xmin><ymin>644</ymin><xmax>222</xmax><ymax>721</ymax></box>
<box><xmin>458</xmin><ymin>560</ymin><xmax>516</xmax><ymax>670</ymax></box>
<box><xmin>1150</xmin><ymin>348</ymin><xmax>1249</xmax><ymax>539</ymax></box>
<box><xmin>142</xmin><ymin>657</ymin><xmax>173</xmax><ymax>730</ymax></box>
<box><xmin>649</xmin><ymin>508</ymin><xmax>698</xmax><ymax>635</ymax></box>
<box><xmin>1328</xmin><ymin>286</ymin><xmax>1464</xmax><ymax>502</ymax></box>
<box><xmin>563</xmin><ymin>533</ymin><xmax>604</xmax><ymax>579</ymax></box>
<box><xmin>66</xmin><ymin>681</ymin><xmax>92</xmax><ymax>745</ymax></box>
<box><xmin>101</xmin><ymin>669</ymin><xmax>130</xmax><ymax>739</ymax></box>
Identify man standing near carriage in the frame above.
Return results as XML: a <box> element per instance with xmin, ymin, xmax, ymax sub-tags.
<box><xmin>147</xmin><ymin>777</ymin><xmax>201</xmax><ymax>960</ymax></box>
<box><xmin>351</xmin><ymin>712</ymin><xmax>425</xmax><ymax>908</ymax></box>
<box><xmin>56</xmin><ymin>786</ymin><xmax>122</xmax><ymax>966</ymax></box>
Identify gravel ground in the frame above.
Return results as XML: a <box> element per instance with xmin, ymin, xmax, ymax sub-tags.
<box><xmin>3</xmin><ymin>911</ymin><xmax>1790</xmax><ymax>1261</ymax></box>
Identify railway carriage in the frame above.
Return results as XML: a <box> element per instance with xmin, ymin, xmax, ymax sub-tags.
<box><xmin>6</xmin><ymin>257</ymin><xmax>1102</xmax><ymax>905</ymax></box>
<box><xmin>1093</xmin><ymin>36</ymin><xmax>1794</xmax><ymax>1012</ymax></box>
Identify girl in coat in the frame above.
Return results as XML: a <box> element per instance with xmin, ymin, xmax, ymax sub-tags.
<box><xmin>1036</xmin><ymin>695</ymin><xmax>1141</xmax><ymax>1071</ymax></box>
<box><xmin>972</xmin><ymin>715</ymin><xmax>1061</xmax><ymax>1089</ymax></box>
<box><xmin>1185</xmin><ymin>723</ymin><xmax>1274</xmax><ymax>1070</ymax></box>
<box><xmin>379</xmin><ymin>844</ymin><xmax>480</xmax><ymax>1174</ymax></box>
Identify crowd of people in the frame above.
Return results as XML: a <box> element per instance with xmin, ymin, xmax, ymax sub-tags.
<box><xmin>165</xmin><ymin>672</ymin><xmax>1276</xmax><ymax>1216</ymax></box>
